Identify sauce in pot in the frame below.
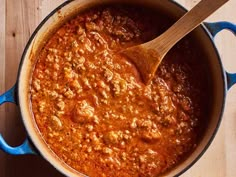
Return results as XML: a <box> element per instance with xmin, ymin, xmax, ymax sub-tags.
<box><xmin>31</xmin><ymin>5</ymin><xmax>210</xmax><ymax>177</ymax></box>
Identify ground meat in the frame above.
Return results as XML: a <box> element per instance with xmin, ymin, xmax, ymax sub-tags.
<box><xmin>31</xmin><ymin>5</ymin><xmax>210</xmax><ymax>177</ymax></box>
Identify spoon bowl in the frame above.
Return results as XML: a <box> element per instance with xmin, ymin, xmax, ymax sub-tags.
<box><xmin>122</xmin><ymin>0</ymin><xmax>229</xmax><ymax>84</ymax></box>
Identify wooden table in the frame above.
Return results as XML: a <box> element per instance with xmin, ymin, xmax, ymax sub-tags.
<box><xmin>0</xmin><ymin>0</ymin><xmax>235</xmax><ymax>176</ymax></box>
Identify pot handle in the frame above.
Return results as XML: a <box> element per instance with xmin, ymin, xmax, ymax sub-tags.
<box><xmin>0</xmin><ymin>84</ymin><xmax>36</xmax><ymax>155</ymax></box>
<box><xmin>204</xmin><ymin>21</ymin><xmax>236</xmax><ymax>90</ymax></box>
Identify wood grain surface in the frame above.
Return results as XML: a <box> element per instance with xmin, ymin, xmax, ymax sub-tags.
<box><xmin>0</xmin><ymin>0</ymin><xmax>235</xmax><ymax>177</ymax></box>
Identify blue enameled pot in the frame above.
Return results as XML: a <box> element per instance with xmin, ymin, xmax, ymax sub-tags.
<box><xmin>0</xmin><ymin>0</ymin><xmax>235</xmax><ymax>176</ymax></box>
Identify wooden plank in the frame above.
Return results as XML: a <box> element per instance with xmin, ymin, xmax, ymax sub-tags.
<box><xmin>41</xmin><ymin>0</ymin><xmax>65</xmax><ymax>18</ymax></box>
<box><xmin>0</xmin><ymin>0</ymin><xmax>6</xmax><ymax>176</ymax></box>
<box><xmin>0</xmin><ymin>0</ymin><xmax>6</xmax><ymax>129</ymax></box>
<box><xmin>0</xmin><ymin>1</ymin><xmax>6</xmax><ymax>92</ymax></box>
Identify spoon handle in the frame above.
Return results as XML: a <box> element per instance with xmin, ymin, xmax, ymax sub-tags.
<box><xmin>148</xmin><ymin>0</ymin><xmax>229</xmax><ymax>57</ymax></box>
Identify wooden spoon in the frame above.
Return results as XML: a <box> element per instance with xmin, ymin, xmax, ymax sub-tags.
<box><xmin>122</xmin><ymin>0</ymin><xmax>229</xmax><ymax>84</ymax></box>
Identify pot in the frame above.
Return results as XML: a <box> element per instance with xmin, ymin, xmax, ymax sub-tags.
<box><xmin>0</xmin><ymin>0</ymin><xmax>235</xmax><ymax>176</ymax></box>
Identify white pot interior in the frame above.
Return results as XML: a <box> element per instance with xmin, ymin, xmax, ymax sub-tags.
<box><xmin>18</xmin><ymin>0</ymin><xmax>226</xmax><ymax>176</ymax></box>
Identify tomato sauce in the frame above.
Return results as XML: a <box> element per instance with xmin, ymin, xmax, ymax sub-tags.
<box><xmin>31</xmin><ymin>5</ymin><xmax>210</xmax><ymax>177</ymax></box>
